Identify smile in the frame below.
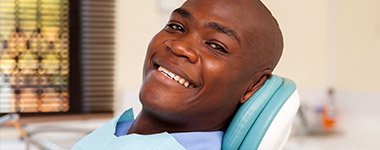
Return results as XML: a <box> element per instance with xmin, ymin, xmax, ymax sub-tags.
<box><xmin>157</xmin><ymin>66</ymin><xmax>194</xmax><ymax>88</ymax></box>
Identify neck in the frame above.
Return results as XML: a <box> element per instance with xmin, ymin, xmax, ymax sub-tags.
<box><xmin>127</xmin><ymin>110</ymin><xmax>225</xmax><ymax>135</ymax></box>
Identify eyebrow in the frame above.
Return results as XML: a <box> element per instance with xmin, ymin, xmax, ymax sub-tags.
<box><xmin>172</xmin><ymin>8</ymin><xmax>240</xmax><ymax>44</ymax></box>
<box><xmin>206</xmin><ymin>22</ymin><xmax>240</xmax><ymax>44</ymax></box>
<box><xmin>173</xmin><ymin>8</ymin><xmax>191</xmax><ymax>19</ymax></box>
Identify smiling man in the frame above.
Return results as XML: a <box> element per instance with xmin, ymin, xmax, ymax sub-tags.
<box><xmin>74</xmin><ymin>0</ymin><xmax>283</xmax><ymax>149</ymax></box>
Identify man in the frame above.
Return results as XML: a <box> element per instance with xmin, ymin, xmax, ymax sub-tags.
<box><xmin>74</xmin><ymin>0</ymin><xmax>283</xmax><ymax>149</ymax></box>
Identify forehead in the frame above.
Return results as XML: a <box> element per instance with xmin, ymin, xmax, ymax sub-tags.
<box><xmin>182</xmin><ymin>0</ymin><xmax>255</xmax><ymax>26</ymax></box>
<box><xmin>182</xmin><ymin>0</ymin><xmax>253</xmax><ymax>14</ymax></box>
<box><xmin>180</xmin><ymin>0</ymin><xmax>264</xmax><ymax>45</ymax></box>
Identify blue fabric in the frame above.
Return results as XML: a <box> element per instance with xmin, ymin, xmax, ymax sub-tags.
<box><xmin>115</xmin><ymin>121</ymin><xmax>133</xmax><ymax>136</ymax></box>
<box><xmin>73</xmin><ymin>109</ymin><xmax>185</xmax><ymax>150</ymax></box>
<box><xmin>74</xmin><ymin>109</ymin><xmax>223</xmax><ymax>150</ymax></box>
<box><xmin>115</xmin><ymin>120</ymin><xmax>224</xmax><ymax>150</ymax></box>
<box><xmin>171</xmin><ymin>131</ymin><xmax>224</xmax><ymax>150</ymax></box>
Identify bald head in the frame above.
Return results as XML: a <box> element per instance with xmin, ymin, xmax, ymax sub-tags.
<box><xmin>251</xmin><ymin>0</ymin><xmax>283</xmax><ymax>71</ymax></box>
<box><xmin>240</xmin><ymin>0</ymin><xmax>283</xmax><ymax>72</ymax></box>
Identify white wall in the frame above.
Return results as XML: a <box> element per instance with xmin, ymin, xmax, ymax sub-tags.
<box><xmin>335</xmin><ymin>0</ymin><xmax>380</xmax><ymax>92</ymax></box>
<box><xmin>115</xmin><ymin>0</ymin><xmax>159</xmax><ymax>113</ymax></box>
<box><xmin>264</xmin><ymin>0</ymin><xmax>330</xmax><ymax>89</ymax></box>
<box><xmin>266</xmin><ymin>0</ymin><xmax>380</xmax><ymax>92</ymax></box>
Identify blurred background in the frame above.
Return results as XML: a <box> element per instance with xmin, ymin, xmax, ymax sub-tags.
<box><xmin>1</xmin><ymin>0</ymin><xmax>379</xmax><ymax>149</ymax></box>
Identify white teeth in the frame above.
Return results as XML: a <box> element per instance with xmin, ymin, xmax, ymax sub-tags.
<box><xmin>158</xmin><ymin>66</ymin><xmax>165</xmax><ymax>72</ymax></box>
<box><xmin>167</xmin><ymin>72</ymin><xmax>175</xmax><ymax>78</ymax></box>
<box><xmin>174</xmin><ymin>75</ymin><xmax>181</xmax><ymax>81</ymax></box>
<box><xmin>157</xmin><ymin>66</ymin><xmax>193</xmax><ymax>88</ymax></box>
<box><xmin>179</xmin><ymin>78</ymin><xmax>185</xmax><ymax>84</ymax></box>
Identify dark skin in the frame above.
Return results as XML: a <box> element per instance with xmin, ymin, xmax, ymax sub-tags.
<box><xmin>128</xmin><ymin>0</ymin><xmax>283</xmax><ymax>135</ymax></box>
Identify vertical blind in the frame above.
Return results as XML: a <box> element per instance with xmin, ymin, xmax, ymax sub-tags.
<box><xmin>0</xmin><ymin>0</ymin><xmax>115</xmax><ymax>113</ymax></box>
<box><xmin>0</xmin><ymin>0</ymin><xmax>70</xmax><ymax>113</ymax></box>
<box><xmin>80</xmin><ymin>0</ymin><xmax>115</xmax><ymax>112</ymax></box>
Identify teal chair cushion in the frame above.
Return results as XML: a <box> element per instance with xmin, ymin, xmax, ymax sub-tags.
<box><xmin>222</xmin><ymin>75</ymin><xmax>297</xmax><ymax>150</ymax></box>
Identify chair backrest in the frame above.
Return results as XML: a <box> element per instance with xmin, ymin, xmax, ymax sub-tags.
<box><xmin>222</xmin><ymin>75</ymin><xmax>300</xmax><ymax>150</ymax></box>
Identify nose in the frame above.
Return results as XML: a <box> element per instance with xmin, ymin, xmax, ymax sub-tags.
<box><xmin>165</xmin><ymin>39</ymin><xmax>199</xmax><ymax>64</ymax></box>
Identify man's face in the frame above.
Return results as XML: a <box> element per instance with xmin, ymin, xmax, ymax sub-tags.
<box><xmin>139</xmin><ymin>0</ymin><xmax>266</xmax><ymax>127</ymax></box>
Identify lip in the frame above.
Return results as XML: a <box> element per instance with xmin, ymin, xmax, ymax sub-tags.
<box><xmin>151</xmin><ymin>68</ymin><xmax>190</xmax><ymax>89</ymax></box>
<box><xmin>152</xmin><ymin>59</ymin><xmax>198</xmax><ymax>88</ymax></box>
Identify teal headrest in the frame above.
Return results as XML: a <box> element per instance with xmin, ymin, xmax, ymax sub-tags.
<box><xmin>222</xmin><ymin>75</ymin><xmax>296</xmax><ymax>150</ymax></box>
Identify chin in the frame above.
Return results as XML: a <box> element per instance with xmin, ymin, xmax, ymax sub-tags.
<box><xmin>139</xmin><ymin>80</ymin><xmax>186</xmax><ymax>120</ymax></box>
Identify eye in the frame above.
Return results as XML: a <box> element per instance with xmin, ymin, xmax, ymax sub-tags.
<box><xmin>165</xmin><ymin>22</ymin><xmax>185</xmax><ymax>32</ymax></box>
<box><xmin>205</xmin><ymin>41</ymin><xmax>228</xmax><ymax>53</ymax></box>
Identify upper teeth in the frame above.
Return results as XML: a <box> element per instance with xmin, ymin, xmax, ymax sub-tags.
<box><xmin>158</xmin><ymin>66</ymin><xmax>193</xmax><ymax>88</ymax></box>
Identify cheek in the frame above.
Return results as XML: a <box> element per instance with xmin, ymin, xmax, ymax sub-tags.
<box><xmin>143</xmin><ymin>32</ymin><xmax>166</xmax><ymax>74</ymax></box>
<box><xmin>146</xmin><ymin>33</ymin><xmax>163</xmax><ymax>56</ymax></box>
<box><xmin>202</xmin><ymin>57</ymin><xmax>247</xmax><ymax>101</ymax></box>
<box><xmin>202</xmin><ymin>60</ymin><xmax>233</xmax><ymax>96</ymax></box>
<box><xmin>202</xmin><ymin>57</ymin><xmax>236</xmax><ymax>84</ymax></box>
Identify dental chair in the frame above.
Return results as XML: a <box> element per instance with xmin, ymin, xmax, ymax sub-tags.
<box><xmin>223</xmin><ymin>75</ymin><xmax>300</xmax><ymax>150</ymax></box>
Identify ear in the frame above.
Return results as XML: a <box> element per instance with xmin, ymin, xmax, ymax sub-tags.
<box><xmin>240</xmin><ymin>70</ymin><xmax>272</xmax><ymax>104</ymax></box>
